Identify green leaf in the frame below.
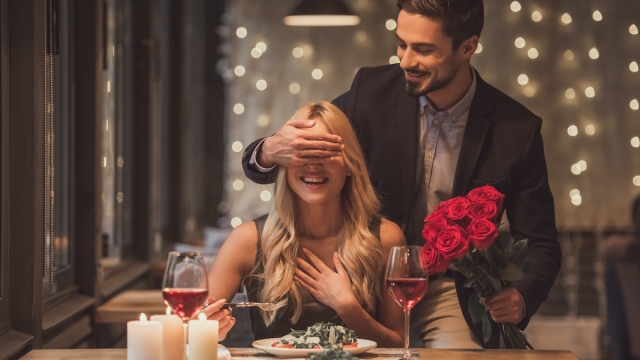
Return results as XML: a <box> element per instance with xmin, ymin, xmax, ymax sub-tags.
<box><xmin>486</xmin><ymin>275</ymin><xmax>502</xmax><ymax>294</ymax></box>
<box><xmin>509</xmin><ymin>239</ymin><xmax>528</xmax><ymax>264</ymax></box>
<box><xmin>482</xmin><ymin>314</ymin><xmax>492</xmax><ymax>344</ymax></box>
<box><xmin>468</xmin><ymin>293</ymin><xmax>486</xmax><ymax>325</ymax></box>
<box><xmin>464</xmin><ymin>275</ymin><xmax>481</xmax><ymax>288</ymax></box>
<box><xmin>496</xmin><ymin>232</ymin><xmax>512</xmax><ymax>251</ymax></box>
<box><xmin>501</xmin><ymin>262</ymin><xmax>525</xmax><ymax>282</ymax></box>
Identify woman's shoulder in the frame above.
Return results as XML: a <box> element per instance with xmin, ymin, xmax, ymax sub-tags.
<box><xmin>379</xmin><ymin>218</ymin><xmax>406</xmax><ymax>250</ymax></box>
<box><xmin>224</xmin><ymin>221</ymin><xmax>260</xmax><ymax>250</ymax></box>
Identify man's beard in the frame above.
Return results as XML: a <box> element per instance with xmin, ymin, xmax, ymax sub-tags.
<box><xmin>404</xmin><ymin>61</ymin><xmax>459</xmax><ymax>98</ymax></box>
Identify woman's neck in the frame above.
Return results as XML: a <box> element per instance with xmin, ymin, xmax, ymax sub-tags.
<box><xmin>296</xmin><ymin>196</ymin><xmax>343</xmax><ymax>239</ymax></box>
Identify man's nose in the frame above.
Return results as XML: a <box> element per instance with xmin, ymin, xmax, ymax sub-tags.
<box><xmin>399</xmin><ymin>49</ymin><xmax>417</xmax><ymax>69</ymax></box>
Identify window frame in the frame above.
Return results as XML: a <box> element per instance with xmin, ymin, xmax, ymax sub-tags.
<box><xmin>0</xmin><ymin>0</ymin><xmax>10</xmax><ymax>336</ymax></box>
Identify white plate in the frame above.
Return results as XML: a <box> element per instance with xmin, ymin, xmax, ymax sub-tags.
<box><xmin>218</xmin><ymin>344</ymin><xmax>231</xmax><ymax>359</ymax></box>
<box><xmin>252</xmin><ymin>338</ymin><xmax>377</xmax><ymax>358</ymax></box>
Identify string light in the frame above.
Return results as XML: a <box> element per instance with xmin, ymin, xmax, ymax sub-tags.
<box><xmin>289</xmin><ymin>83</ymin><xmax>300</xmax><ymax>94</ymax></box>
<box><xmin>233</xmin><ymin>180</ymin><xmax>244</xmax><ymax>191</ymax></box>
<box><xmin>524</xmin><ymin>86</ymin><xmax>536</xmax><ymax>97</ymax></box>
<box><xmin>257</xmin><ymin>114</ymin><xmax>269</xmax><ymax>127</ymax></box>
<box><xmin>231</xmin><ymin>217</ymin><xmax>242</xmax><ymax>228</ymax></box>
<box><xmin>571</xmin><ymin>164</ymin><xmax>582</xmax><ymax>175</ymax></box>
<box><xmin>531</xmin><ymin>11</ymin><xmax>542</xmax><ymax>22</ymax></box>
<box><xmin>630</xmin><ymin>24</ymin><xmax>638</xmax><ymax>35</ymax></box>
<box><xmin>585</xmin><ymin>87</ymin><xmax>595</xmax><ymax>98</ymax></box>
<box><xmin>236</xmin><ymin>27</ymin><xmax>247</xmax><ymax>38</ymax></box>
<box><xmin>569</xmin><ymin>189</ymin><xmax>580</xmax><ymax>198</ymax></box>
<box><xmin>585</xmin><ymin>124</ymin><xmax>596</xmax><ymax>135</ymax></box>
<box><xmin>592</xmin><ymin>11</ymin><xmax>602</xmax><ymax>22</ymax></box>
<box><xmin>517</xmin><ymin>74</ymin><xmax>529</xmax><ymax>85</ymax></box>
<box><xmin>260</xmin><ymin>190</ymin><xmax>272</xmax><ymax>201</ymax></box>
<box><xmin>630</xmin><ymin>61</ymin><xmax>639</xmax><ymax>72</ymax></box>
<box><xmin>386</xmin><ymin>19</ymin><xmax>396</xmax><ymax>30</ymax></box>
<box><xmin>312</xmin><ymin>69</ymin><xmax>323</xmax><ymax>80</ymax></box>
<box><xmin>256</xmin><ymin>42</ymin><xmax>267</xmax><ymax>53</ymax></box>
<box><xmin>292</xmin><ymin>47</ymin><xmax>304</xmax><ymax>58</ymax></box>
<box><xmin>250</xmin><ymin>48</ymin><xmax>262</xmax><ymax>58</ymax></box>
<box><xmin>571</xmin><ymin>194</ymin><xmax>582</xmax><ymax>205</ymax></box>
<box><xmin>634</xmin><ymin>176</ymin><xmax>640</xmax><ymax>186</ymax></box>
<box><xmin>631</xmin><ymin>99</ymin><xmax>639</xmax><ymax>110</ymax></box>
<box><xmin>510</xmin><ymin>1</ymin><xmax>521</xmax><ymax>12</ymax></box>
<box><xmin>561</xmin><ymin>13</ymin><xmax>572</xmax><ymax>25</ymax></box>
<box><xmin>256</xmin><ymin>79</ymin><xmax>267</xmax><ymax>91</ymax></box>
<box><xmin>234</xmin><ymin>66</ymin><xmax>245</xmax><ymax>76</ymax></box>
<box><xmin>564</xmin><ymin>50</ymin><xmax>574</xmax><ymax>61</ymax></box>
<box><xmin>389</xmin><ymin>56</ymin><xmax>400</xmax><ymax>64</ymax></box>
<box><xmin>567</xmin><ymin>125</ymin><xmax>578</xmax><ymax>136</ymax></box>
<box><xmin>515</xmin><ymin>37</ymin><xmax>526</xmax><ymax>48</ymax></box>
<box><xmin>233</xmin><ymin>103</ymin><xmax>245</xmax><ymax>114</ymax></box>
<box><xmin>589</xmin><ymin>48</ymin><xmax>599</xmax><ymax>59</ymax></box>
<box><xmin>578</xmin><ymin>160</ymin><xmax>587</xmax><ymax>171</ymax></box>
<box><xmin>528</xmin><ymin>48</ymin><xmax>539</xmax><ymax>59</ymax></box>
<box><xmin>231</xmin><ymin>141</ymin><xmax>243</xmax><ymax>152</ymax></box>
<box><xmin>631</xmin><ymin>136</ymin><xmax>640</xmax><ymax>148</ymax></box>
<box><xmin>565</xmin><ymin>88</ymin><xmax>576</xmax><ymax>99</ymax></box>
<box><xmin>475</xmin><ymin>43</ymin><xmax>483</xmax><ymax>54</ymax></box>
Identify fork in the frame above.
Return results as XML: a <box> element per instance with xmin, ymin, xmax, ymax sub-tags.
<box><xmin>222</xmin><ymin>299</ymin><xmax>288</xmax><ymax>311</ymax></box>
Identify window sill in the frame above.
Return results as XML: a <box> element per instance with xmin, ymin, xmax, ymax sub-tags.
<box><xmin>0</xmin><ymin>330</ymin><xmax>33</xmax><ymax>359</ymax></box>
<box><xmin>100</xmin><ymin>260</ymin><xmax>151</xmax><ymax>300</ymax></box>
<box><xmin>42</xmin><ymin>293</ymin><xmax>95</xmax><ymax>333</ymax></box>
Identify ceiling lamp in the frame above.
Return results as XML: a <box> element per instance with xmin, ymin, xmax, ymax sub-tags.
<box><xmin>284</xmin><ymin>0</ymin><xmax>360</xmax><ymax>26</ymax></box>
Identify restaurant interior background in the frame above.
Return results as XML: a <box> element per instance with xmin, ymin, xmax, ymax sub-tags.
<box><xmin>0</xmin><ymin>0</ymin><xmax>638</xmax><ymax>359</ymax></box>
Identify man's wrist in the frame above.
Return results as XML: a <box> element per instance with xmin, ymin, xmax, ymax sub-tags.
<box><xmin>257</xmin><ymin>137</ymin><xmax>275</xmax><ymax>168</ymax></box>
<box><xmin>249</xmin><ymin>138</ymin><xmax>277</xmax><ymax>173</ymax></box>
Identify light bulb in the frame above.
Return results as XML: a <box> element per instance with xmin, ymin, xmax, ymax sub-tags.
<box><xmin>233</xmin><ymin>103</ymin><xmax>244</xmax><ymax>114</ymax></box>
<box><xmin>517</xmin><ymin>74</ymin><xmax>529</xmax><ymax>85</ymax></box>
<box><xmin>532</xmin><ymin>11</ymin><xmax>542</xmax><ymax>22</ymax></box>
<box><xmin>567</xmin><ymin>125</ymin><xmax>578</xmax><ymax>136</ymax></box>
<box><xmin>234</xmin><ymin>66</ymin><xmax>245</xmax><ymax>76</ymax></box>
<box><xmin>260</xmin><ymin>190</ymin><xmax>272</xmax><ymax>201</ymax></box>
<box><xmin>510</xmin><ymin>1</ymin><xmax>521</xmax><ymax>12</ymax></box>
<box><xmin>386</xmin><ymin>19</ymin><xmax>397</xmax><ymax>30</ymax></box>
<box><xmin>289</xmin><ymin>83</ymin><xmax>300</xmax><ymax>94</ymax></box>
<box><xmin>564</xmin><ymin>50</ymin><xmax>574</xmax><ymax>61</ymax></box>
<box><xmin>589</xmin><ymin>48</ymin><xmax>599</xmax><ymax>59</ymax></box>
<box><xmin>312</xmin><ymin>69</ymin><xmax>323</xmax><ymax>80</ymax></box>
<box><xmin>515</xmin><ymin>37</ymin><xmax>526</xmax><ymax>48</ymax></box>
<box><xmin>592</xmin><ymin>11</ymin><xmax>602</xmax><ymax>21</ymax></box>
<box><xmin>475</xmin><ymin>43</ymin><xmax>483</xmax><ymax>54</ymax></box>
<box><xmin>565</xmin><ymin>88</ymin><xmax>576</xmax><ymax>99</ymax></box>
<box><xmin>232</xmin><ymin>141</ymin><xmax>243</xmax><ymax>152</ymax></box>
<box><xmin>292</xmin><ymin>47</ymin><xmax>303</xmax><ymax>58</ymax></box>
<box><xmin>256</xmin><ymin>79</ymin><xmax>267</xmax><ymax>91</ymax></box>
<box><xmin>528</xmin><ymin>48</ymin><xmax>539</xmax><ymax>59</ymax></box>
<box><xmin>236</xmin><ymin>27</ymin><xmax>247</xmax><ymax>38</ymax></box>
<box><xmin>585</xmin><ymin>87</ymin><xmax>595</xmax><ymax>98</ymax></box>
<box><xmin>231</xmin><ymin>217</ymin><xmax>242</xmax><ymax>228</ymax></box>
<box><xmin>585</xmin><ymin>124</ymin><xmax>595</xmax><ymax>135</ymax></box>
<box><xmin>561</xmin><ymin>13</ymin><xmax>572</xmax><ymax>25</ymax></box>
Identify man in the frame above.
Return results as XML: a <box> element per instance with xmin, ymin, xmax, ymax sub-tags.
<box><xmin>241</xmin><ymin>0</ymin><xmax>561</xmax><ymax>349</ymax></box>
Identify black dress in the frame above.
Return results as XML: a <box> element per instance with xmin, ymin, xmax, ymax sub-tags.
<box><xmin>245</xmin><ymin>215</ymin><xmax>380</xmax><ymax>340</ymax></box>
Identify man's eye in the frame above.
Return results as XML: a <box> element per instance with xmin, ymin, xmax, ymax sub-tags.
<box><xmin>397</xmin><ymin>43</ymin><xmax>407</xmax><ymax>49</ymax></box>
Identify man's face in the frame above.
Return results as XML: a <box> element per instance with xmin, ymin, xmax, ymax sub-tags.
<box><xmin>396</xmin><ymin>10</ymin><xmax>466</xmax><ymax>97</ymax></box>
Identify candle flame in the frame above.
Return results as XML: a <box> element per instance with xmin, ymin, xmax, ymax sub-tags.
<box><xmin>166</xmin><ymin>306</ymin><xmax>172</xmax><ymax>316</ymax></box>
<box><xmin>140</xmin><ymin>313</ymin><xmax>147</xmax><ymax>322</ymax></box>
<box><xmin>198</xmin><ymin>312</ymin><xmax>207</xmax><ymax>321</ymax></box>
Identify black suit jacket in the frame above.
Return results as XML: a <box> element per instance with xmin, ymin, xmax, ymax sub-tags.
<box><xmin>241</xmin><ymin>64</ymin><xmax>561</xmax><ymax>348</ymax></box>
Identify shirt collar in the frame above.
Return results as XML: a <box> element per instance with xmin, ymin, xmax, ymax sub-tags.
<box><xmin>419</xmin><ymin>67</ymin><xmax>477</xmax><ymax>124</ymax></box>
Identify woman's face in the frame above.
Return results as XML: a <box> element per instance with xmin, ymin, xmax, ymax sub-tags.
<box><xmin>286</xmin><ymin>120</ymin><xmax>352</xmax><ymax>206</ymax></box>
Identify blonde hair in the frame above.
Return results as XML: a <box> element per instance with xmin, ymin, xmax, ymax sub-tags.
<box><xmin>255</xmin><ymin>102</ymin><xmax>383</xmax><ymax>325</ymax></box>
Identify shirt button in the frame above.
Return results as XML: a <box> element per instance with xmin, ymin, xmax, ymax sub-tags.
<box><xmin>434</xmin><ymin>119</ymin><xmax>439</xmax><ymax>125</ymax></box>
<box><xmin>427</xmin><ymin>152</ymin><xmax>433</xmax><ymax>158</ymax></box>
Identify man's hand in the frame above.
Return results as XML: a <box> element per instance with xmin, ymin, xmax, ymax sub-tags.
<box><xmin>487</xmin><ymin>286</ymin><xmax>525</xmax><ymax>324</ymax></box>
<box><xmin>258</xmin><ymin>119</ymin><xmax>344</xmax><ymax>168</ymax></box>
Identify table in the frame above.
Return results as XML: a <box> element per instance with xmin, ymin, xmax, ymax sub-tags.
<box><xmin>21</xmin><ymin>348</ymin><xmax>578</xmax><ymax>359</ymax></box>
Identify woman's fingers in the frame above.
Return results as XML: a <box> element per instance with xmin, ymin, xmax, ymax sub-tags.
<box><xmin>295</xmin><ymin>268</ymin><xmax>318</xmax><ymax>287</ymax></box>
<box><xmin>295</xmin><ymin>275</ymin><xmax>318</xmax><ymax>297</ymax></box>
<box><xmin>301</xmin><ymin>248</ymin><xmax>331</xmax><ymax>273</ymax></box>
<box><xmin>332</xmin><ymin>252</ymin><xmax>348</xmax><ymax>277</ymax></box>
<box><xmin>218</xmin><ymin>316</ymin><xmax>236</xmax><ymax>341</ymax></box>
<box><xmin>201</xmin><ymin>298</ymin><xmax>226</xmax><ymax>317</ymax></box>
<box><xmin>296</xmin><ymin>257</ymin><xmax>322</xmax><ymax>278</ymax></box>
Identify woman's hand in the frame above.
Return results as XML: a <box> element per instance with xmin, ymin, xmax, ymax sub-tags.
<box><xmin>200</xmin><ymin>297</ymin><xmax>235</xmax><ymax>340</ymax></box>
<box><xmin>295</xmin><ymin>248</ymin><xmax>359</xmax><ymax>314</ymax></box>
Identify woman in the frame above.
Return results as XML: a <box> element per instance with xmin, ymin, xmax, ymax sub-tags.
<box><xmin>203</xmin><ymin>102</ymin><xmax>405</xmax><ymax>347</ymax></box>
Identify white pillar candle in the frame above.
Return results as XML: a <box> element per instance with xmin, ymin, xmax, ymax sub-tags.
<box><xmin>188</xmin><ymin>313</ymin><xmax>218</xmax><ymax>360</ymax></box>
<box><xmin>127</xmin><ymin>313</ymin><xmax>163</xmax><ymax>360</ymax></box>
<box><xmin>151</xmin><ymin>307</ymin><xmax>185</xmax><ymax>360</ymax></box>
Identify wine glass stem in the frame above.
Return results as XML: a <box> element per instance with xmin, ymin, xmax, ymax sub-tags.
<box><xmin>183</xmin><ymin>321</ymin><xmax>189</xmax><ymax>360</ymax></box>
<box><xmin>404</xmin><ymin>309</ymin><xmax>411</xmax><ymax>359</ymax></box>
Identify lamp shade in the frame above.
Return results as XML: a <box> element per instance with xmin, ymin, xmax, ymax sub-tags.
<box><xmin>284</xmin><ymin>0</ymin><xmax>360</xmax><ymax>26</ymax></box>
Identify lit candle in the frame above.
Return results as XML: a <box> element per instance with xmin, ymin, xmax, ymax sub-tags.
<box><xmin>188</xmin><ymin>312</ymin><xmax>218</xmax><ymax>360</ymax></box>
<box><xmin>151</xmin><ymin>307</ymin><xmax>184</xmax><ymax>360</ymax></box>
<box><xmin>127</xmin><ymin>313</ymin><xmax>163</xmax><ymax>360</ymax></box>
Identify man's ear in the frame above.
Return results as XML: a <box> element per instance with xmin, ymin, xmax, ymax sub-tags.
<box><xmin>460</xmin><ymin>35</ymin><xmax>479</xmax><ymax>59</ymax></box>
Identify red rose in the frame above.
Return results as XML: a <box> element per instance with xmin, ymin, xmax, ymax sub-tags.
<box><xmin>420</xmin><ymin>241</ymin><xmax>451</xmax><ymax>276</ymax></box>
<box><xmin>468</xmin><ymin>219</ymin><xmax>498</xmax><ymax>249</ymax></box>
<box><xmin>446</xmin><ymin>197</ymin><xmax>471</xmax><ymax>227</ymax></box>
<box><xmin>435</xmin><ymin>225</ymin><xmax>469</xmax><ymax>259</ymax></box>
<box><xmin>468</xmin><ymin>200</ymin><xmax>498</xmax><ymax>221</ymax></box>
<box><xmin>422</xmin><ymin>212</ymin><xmax>448</xmax><ymax>244</ymax></box>
<box><xmin>467</xmin><ymin>185</ymin><xmax>505</xmax><ymax>213</ymax></box>
<box><xmin>433</xmin><ymin>198</ymin><xmax>455</xmax><ymax>214</ymax></box>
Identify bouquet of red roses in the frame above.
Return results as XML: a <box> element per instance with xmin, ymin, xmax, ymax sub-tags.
<box><xmin>420</xmin><ymin>185</ymin><xmax>533</xmax><ymax>349</ymax></box>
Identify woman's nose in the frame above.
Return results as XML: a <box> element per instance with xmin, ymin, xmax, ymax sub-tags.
<box><xmin>304</xmin><ymin>163</ymin><xmax>322</xmax><ymax>171</ymax></box>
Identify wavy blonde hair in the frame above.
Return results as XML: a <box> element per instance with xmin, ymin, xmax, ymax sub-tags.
<box><xmin>255</xmin><ymin>102</ymin><xmax>383</xmax><ymax>326</ymax></box>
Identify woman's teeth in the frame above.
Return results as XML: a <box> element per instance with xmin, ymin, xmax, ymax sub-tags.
<box><xmin>301</xmin><ymin>176</ymin><xmax>328</xmax><ymax>184</ymax></box>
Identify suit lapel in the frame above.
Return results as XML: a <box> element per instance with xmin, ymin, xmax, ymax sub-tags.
<box><xmin>397</xmin><ymin>82</ymin><xmax>419</xmax><ymax>226</ymax></box>
<box><xmin>452</xmin><ymin>72</ymin><xmax>493</xmax><ymax>197</ymax></box>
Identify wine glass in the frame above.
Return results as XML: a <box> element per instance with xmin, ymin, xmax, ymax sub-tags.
<box><xmin>385</xmin><ymin>246</ymin><xmax>428</xmax><ymax>360</ymax></box>
<box><xmin>162</xmin><ymin>252</ymin><xmax>209</xmax><ymax>359</ymax></box>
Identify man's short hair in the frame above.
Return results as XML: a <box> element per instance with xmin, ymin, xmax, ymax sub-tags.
<box><xmin>396</xmin><ymin>0</ymin><xmax>484</xmax><ymax>49</ymax></box>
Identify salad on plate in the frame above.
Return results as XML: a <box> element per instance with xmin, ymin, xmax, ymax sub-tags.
<box><xmin>271</xmin><ymin>322</ymin><xmax>358</xmax><ymax>350</ymax></box>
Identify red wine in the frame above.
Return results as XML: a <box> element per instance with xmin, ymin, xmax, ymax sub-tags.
<box><xmin>386</xmin><ymin>278</ymin><xmax>428</xmax><ymax>311</ymax></box>
<box><xmin>162</xmin><ymin>288</ymin><xmax>208</xmax><ymax>320</ymax></box>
